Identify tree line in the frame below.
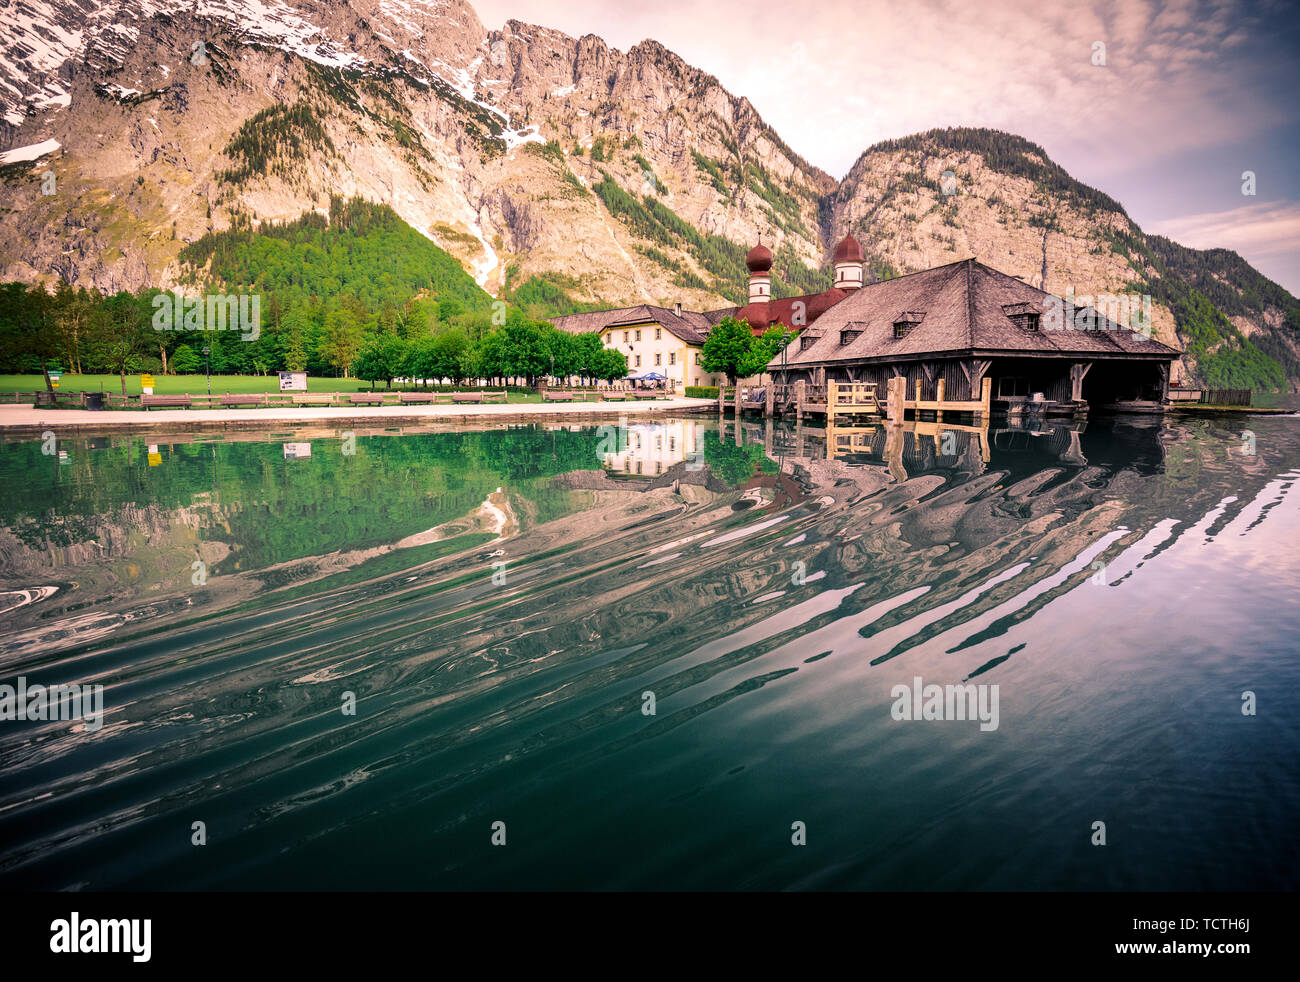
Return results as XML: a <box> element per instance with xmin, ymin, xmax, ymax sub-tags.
<box><xmin>0</xmin><ymin>281</ymin><xmax>630</xmax><ymax>392</ymax></box>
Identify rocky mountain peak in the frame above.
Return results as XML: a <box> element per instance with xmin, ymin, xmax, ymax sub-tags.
<box><xmin>0</xmin><ymin>1</ymin><xmax>1295</xmax><ymax>388</ymax></box>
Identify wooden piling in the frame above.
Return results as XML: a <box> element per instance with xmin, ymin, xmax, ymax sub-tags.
<box><xmin>886</xmin><ymin>376</ymin><xmax>906</xmax><ymax>423</ymax></box>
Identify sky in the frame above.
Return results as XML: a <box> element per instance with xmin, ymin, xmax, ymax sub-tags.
<box><xmin>474</xmin><ymin>0</ymin><xmax>1300</xmax><ymax>293</ymax></box>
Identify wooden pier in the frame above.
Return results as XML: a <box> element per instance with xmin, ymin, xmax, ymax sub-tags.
<box><xmin>716</xmin><ymin>374</ymin><xmax>990</xmax><ymax>425</ymax></box>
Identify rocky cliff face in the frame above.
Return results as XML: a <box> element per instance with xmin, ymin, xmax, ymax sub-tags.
<box><xmin>1</xmin><ymin>1</ymin><xmax>1296</xmax><ymax>387</ymax></box>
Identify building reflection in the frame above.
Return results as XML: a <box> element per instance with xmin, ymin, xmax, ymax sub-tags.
<box><xmin>600</xmin><ymin>419</ymin><xmax>702</xmax><ymax>476</ymax></box>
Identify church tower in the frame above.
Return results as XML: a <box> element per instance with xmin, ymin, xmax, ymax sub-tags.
<box><xmin>747</xmin><ymin>240</ymin><xmax>773</xmax><ymax>304</ymax></box>
<box><xmin>833</xmin><ymin>233</ymin><xmax>864</xmax><ymax>290</ymax></box>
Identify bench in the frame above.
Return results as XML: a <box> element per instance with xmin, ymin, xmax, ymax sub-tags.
<box><xmin>451</xmin><ymin>392</ymin><xmax>484</xmax><ymax>404</ymax></box>
<box><xmin>142</xmin><ymin>394</ymin><xmax>192</xmax><ymax>410</ymax></box>
<box><xmin>292</xmin><ymin>393</ymin><xmax>336</xmax><ymax>405</ymax></box>
<box><xmin>219</xmin><ymin>394</ymin><xmax>266</xmax><ymax>407</ymax></box>
<box><xmin>543</xmin><ymin>391</ymin><xmax>574</xmax><ymax>402</ymax></box>
<box><xmin>601</xmin><ymin>393</ymin><xmax>626</xmax><ymax>401</ymax></box>
<box><xmin>399</xmin><ymin>392</ymin><xmax>437</xmax><ymax>403</ymax></box>
<box><xmin>483</xmin><ymin>391</ymin><xmax>508</xmax><ymax>403</ymax></box>
<box><xmin>349</xmin><ymin>393</ymin><xmax>388</xmax><ymax>405</ymax></box>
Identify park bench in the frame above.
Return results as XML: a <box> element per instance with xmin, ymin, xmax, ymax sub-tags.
<box><xmin>291</xmin><ymin>393</ymin><xmax>336</xmax><ymax>405</ymax></box>
<box><xmin>601</xmin><ymin>393</ymin><xmax>626</xmax><ymax>401</ymax></box>
<box><xmin>451</xmin><ymin>392</ymin><xmax>484</xmax><ymax>404</ymax></box>
<box><xmin>399</xmin><ymin>393</ymin><xmax>437</xmax><ymax>403</ymax></box>
<box><xmin>483</xmin><ymin>391</ymin><xmax>508</xmax><ymax>403</ymax></box>
<box><xmin>219</xmin><ymin>394</ymin><xmax>266</xmax><ymax>407</ymax></box>
<box><xmin>142</xmin><ymin>394</ymin><xmax>192</xmax><ymax>410</ymax></box>
<box><xmin>348</xmin><ymin>393</ymin><xmax>388</xmax><ymax>405</ymax></box>
<box><xmin>543</xmin><ymin>391</ymin><xmax>574</xmax><ymax>402</ymax></box>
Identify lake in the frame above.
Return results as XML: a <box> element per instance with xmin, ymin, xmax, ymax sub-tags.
<box><xmin>1</xmin><ymin>411</ymin><xmax>1297</xmax><ymax>890</ymax></box>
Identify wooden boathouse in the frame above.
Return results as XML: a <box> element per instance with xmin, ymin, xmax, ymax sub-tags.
<box><xmin>761</xmin><ymin>258</ymin><xmax>1180</xmax><ymax>421</ymax></box>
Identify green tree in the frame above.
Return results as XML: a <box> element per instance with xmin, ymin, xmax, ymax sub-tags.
<box><xmin>749</xmin><ymin>325</ymin><xmax>798</xmax><ymax>376</ymax></box>
<box><xmin>492</xmin><ymin>320</ymin><xmax>551</xmax><ymax>386</ymax></box>
<box><xmin>406</xmin><ymin>327</ymin><xmax>472</xmax><ymax>384</ymax></box>
<box><xmin>699</xmin><ymin>316</ymin><xmax>756</xmax><ymax>385</ymax></box>
<box><xmin>0</xmin><ymin>283</ymin><xmax>59</xmax><ymax>393</ymax></box>
<box><xmin>546</xmin><ymin>327</ymin><xmax>581</xmax><ymax>383</ymax></box>
<box><xmin>280</xmin><ymin>301</ymin><xmax>309</xmax><ymax>372</ymax></box>
<box><xmin>570</xmin><ymin>332</ymin><xmax>605</xmax><ymax>383</ymax></box>
<box><xmin>96</xmin><ymin>291</ymin><xmax>151</xmax><ymax>396</ymax></box>
<box><xmin>591</xmin><ymin>347</ymin><xmax>629</xmax><ymax>382</ymax></box>
<box><xmin>53</xmin><ymin>281</ymin><xmax>95</xmax><ymax>375</ymax></box>
<box><xmin>320</xmin><ymin>302</ymin><xmax>364</xmax><ymax>377</ymax></box>
<box><xmin>353</xmin><ymin>333</ymin><xmax>409</xmax><ymax>389</ymax></box>
<box><xmin>171</xmin><ymin>344</ymin><xmax>201</xmax><ymax>373</ymax></box>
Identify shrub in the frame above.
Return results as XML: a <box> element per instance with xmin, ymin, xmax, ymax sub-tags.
<box><xmin>685</xmin><ymin>385</ymin><xmax>719</xmax><ymax>399</ymax></box>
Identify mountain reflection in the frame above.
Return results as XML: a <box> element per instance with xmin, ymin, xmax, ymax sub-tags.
<box><xmin>0</xmin><ymin>413</ymin><xmax>1296</xmax><ymax>890</ymax></box>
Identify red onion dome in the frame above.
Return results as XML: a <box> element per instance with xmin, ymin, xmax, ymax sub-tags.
<box><xmin>833</xmin><ymin>233</ymin><xmax>864</xmax><ymax>263</ymax></box>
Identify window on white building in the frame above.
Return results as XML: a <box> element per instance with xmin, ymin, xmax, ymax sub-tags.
<box><xmin>669</xmin><ymin>352</ymin><xmax>676</xmax><ymax>365</ymax></box>
<box><xmin>655</xmin><ymin>328</ymin><xmax>662</xmax><ymax>340</ymax></box>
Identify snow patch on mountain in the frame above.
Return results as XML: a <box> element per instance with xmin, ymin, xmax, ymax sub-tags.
<box><xmin>0</xmin><ymin>138</ymin><xmax>61</xmax><ymax>164</ymax></box>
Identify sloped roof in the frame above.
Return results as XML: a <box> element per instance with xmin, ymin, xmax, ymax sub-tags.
<box><xmin>770</xmin><ymin>258</ymin><xmax>1180</xmax><ymax>369</ymax></box>
<box><xmin>551</xmin><ymin>304</ymin><xmax>712</xmax><ymax>345</ymax></box>
<box><xmin>736</xmin><ymin>287</ymin><xmax>853</xmax><ymax>334</ymax></box>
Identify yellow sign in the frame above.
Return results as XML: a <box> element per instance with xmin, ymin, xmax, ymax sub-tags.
<box><xmin>140</xmin><ymin>374</ymin><xmax>155</xmax><ymax>389</ymax></box>
<box><xmin>147</xmin><ymin>452</ymin><xmax>161</xmax><ymax>467</ymax></box>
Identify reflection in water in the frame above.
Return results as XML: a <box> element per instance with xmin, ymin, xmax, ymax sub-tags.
<box><xmin>0</xmin><ymin>413</ymin><xmax>1297</xmax><ymax>890</ymax></box>
<box><xmin>600</xmin><ymin>418</ymin><xmax>702</xmax><ymax>476</ymax></box>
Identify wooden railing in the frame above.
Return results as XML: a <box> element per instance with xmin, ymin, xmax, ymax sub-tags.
<box><xmin>1201</xmin><ymin>388</ymin><xmax>1252</xmax><ymax>407</ymax></box>
<box><xmin>828</xmin><ymin>381</ymin><xmax>880</xmax><ymax>411</ymax></box>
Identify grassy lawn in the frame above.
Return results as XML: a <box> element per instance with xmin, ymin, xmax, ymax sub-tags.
<box><xmin>0</xmin><ymin>375</ymin><xmax>546</xmax><ymax>403</ymax></box>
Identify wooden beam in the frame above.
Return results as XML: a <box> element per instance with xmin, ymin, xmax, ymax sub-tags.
<box><xmin>1069</xmin><ymin>361</ymin><xmax>1093</xmax><ymax>402</ymax></box>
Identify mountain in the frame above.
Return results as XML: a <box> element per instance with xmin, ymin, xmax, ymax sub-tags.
<box><xmin>0</xmin><ymin>1</ymin><xmax>1296</xmax><ymax>389</ymax></box>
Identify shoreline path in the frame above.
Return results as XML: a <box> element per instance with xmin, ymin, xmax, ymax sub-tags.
<box><xmin>0</xmin><ymin>396</ymin><xmax>718</xmax><ymax>433</ymax></box>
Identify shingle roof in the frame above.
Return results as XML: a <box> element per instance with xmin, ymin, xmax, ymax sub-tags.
<box><xmin>551</xmin><ymin>304</ymin><xmax>712</xmax><ymax>345</ymax></box>
<box><xmin>770</xmin><ymin>258</ymin><xmax>1180</xmax><ymax>369</ymax></box>
<box><xmin>736</xmin><ymin>287</ymin><xmax>853</xmax><ymax>334</ymax></box>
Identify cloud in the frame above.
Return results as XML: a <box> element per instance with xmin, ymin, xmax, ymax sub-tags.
<box><xmin>473</xmin><ymin>0</ymin><xmax>1296</xmax><ymax>179</ymax></box>
<box><xmin>1146</xmin><ymin>200</ymin><xmax>1300</xmax><ymax>258</ymax></box>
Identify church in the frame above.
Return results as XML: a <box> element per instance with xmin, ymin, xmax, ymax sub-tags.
<box><xmin>552</xmin><ymin>233</ymin><xmax>1180</xmax><ymax>412</ymax></box>
<box><xmin>549</xmin><ymin>233</ymin><xmax>868</xmax><ymax>388</ymax></box>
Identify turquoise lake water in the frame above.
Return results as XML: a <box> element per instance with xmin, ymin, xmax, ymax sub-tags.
<box><xmin>1</xmin><ymin>412</ymin><xmax>1297</xmax><ymax>889</ymax></box>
